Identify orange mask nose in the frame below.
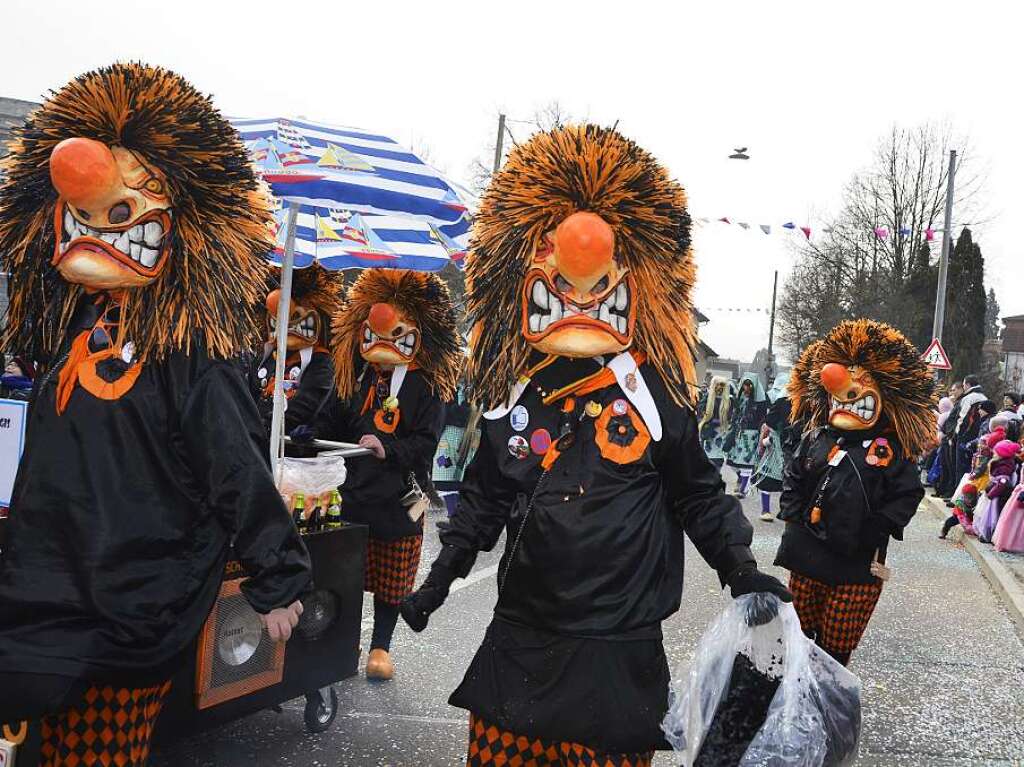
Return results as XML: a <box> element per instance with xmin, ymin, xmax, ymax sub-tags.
<box><xmin>368</xmin><ymin>303</ymin><xmax>397</xmax><ymax>335</ymax></box>
<box><xmin>266</xmin><ymin>289</ymin><xmax>282</xmax><ymax>314</ymax></box>
<box><xmin>49</xmin><ymin>137</ymin><xmax>121</xmax><ymax>210</ymax></box>
<box><xmin>820</xmin><ymin>363</ymin><xmax>852</xmax><ymax>394</ymax></box>
<box><xmin>554</xmin><ymin>212</ymin><xmax>614</xmax><ymax>286</ymax></box>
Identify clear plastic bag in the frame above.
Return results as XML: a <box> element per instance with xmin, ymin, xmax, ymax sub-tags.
<box><xmin>276</xmin><ymin>451</ymin><xmax>348</xmax><ymax>497</ymax></box>
<box><xmin>662</xmin><ymin>594</ymin><xmax>862</xmax><ymax>767</ymax></box>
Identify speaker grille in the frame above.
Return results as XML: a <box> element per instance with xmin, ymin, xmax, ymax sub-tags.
<box><xmin>195</xmin><ymin>580</ymin><xmax>285</xmax><ymax>709</ymax></box>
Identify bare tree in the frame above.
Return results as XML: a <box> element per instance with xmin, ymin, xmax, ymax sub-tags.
<box><xmin>467</xmin><ymin>101</ymin><xmax>583</xmax><ymax>196</ymax></box>
<box><xmin>778</xmin><ymin>122</ymin><xmax>987</xmax><ymax>358</ymax></box>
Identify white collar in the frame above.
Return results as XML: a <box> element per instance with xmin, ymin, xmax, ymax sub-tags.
<box><xmin>390</xmin><ymin>364</ymin><xmax>409</xmax><ymax>400</ymax></box>
<box><xmin>482</xmin><ymin>352</ymin><xmax>662</xmax><ymax>442</ymax></box>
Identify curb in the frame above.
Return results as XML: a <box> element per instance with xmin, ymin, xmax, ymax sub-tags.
<box><xmin>923</xmin><ymin>492</ymin><xmax>1024</xmax><ymax>639</ymax></box>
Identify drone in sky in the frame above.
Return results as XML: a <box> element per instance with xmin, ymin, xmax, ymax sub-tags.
<box><xmin>728</xmin><ymin>147</ymin><xmax>750</xmax><ymax>160</ymax></box>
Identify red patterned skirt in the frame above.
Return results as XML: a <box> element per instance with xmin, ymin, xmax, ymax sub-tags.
<box><xmin>38</xmin><ymin>680</ymin><xmax>171</xmax><ymax>767</ymax></box>
<box><xmin>466</xmin><ymin>713</ymin><xmax>653</xmax><ymax>767</ymax></box>
<box><xmin>365</xmin><ymin>534</ymin><xmax>423</xmax><ymax>605</ymax></box>
<box><xmin>789</xmin><ymin>572</ymin><xmax>884</xmax><ymax>657</ymax></box>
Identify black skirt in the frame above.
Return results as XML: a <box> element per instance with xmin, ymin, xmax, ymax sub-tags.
<box><xmin>449</xmin><ymin>617</ymin><xmax>671</xmax><ymax>754</ymax></box>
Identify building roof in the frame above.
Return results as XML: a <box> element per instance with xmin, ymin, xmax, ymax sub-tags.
<box><xmin>696</xmin><ymin>338</ymin><xmax>718</xmax><ymax>358</ymax></box>
<box><xmin>1002</xmin><ymin>314</ymin><xmax>1024</xmax><ymax>323</ymax></box>
<box><xmin>693</xmin><ymin>308</ymin><xmax>710</xmax><ymax>324</ymax></box>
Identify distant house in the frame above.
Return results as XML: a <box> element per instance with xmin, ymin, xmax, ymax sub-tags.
<box><xmin>692</xmin><ymin>309</ymin><xmax>719</xmax><ymax>383</ymax></box>
<box><xmin>1002</xmin><ymin>315</ymin><xmax>1024</xmax><ymax>393</ymax></box>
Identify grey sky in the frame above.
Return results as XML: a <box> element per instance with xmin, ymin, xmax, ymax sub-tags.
<box><xmin>3</xmin><ymin>0</ymin><xmax>1019</xmax><ymax>361</ymax></box>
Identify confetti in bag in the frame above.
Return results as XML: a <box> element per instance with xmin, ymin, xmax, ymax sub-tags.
<box><xmin>662</xmin><ymin>594</ymin><xmax>862</xmax><ymax>767</ymax></box>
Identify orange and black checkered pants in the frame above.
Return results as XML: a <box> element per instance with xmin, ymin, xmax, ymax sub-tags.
<box><xmin>466</xmin><ymin>713</ymin><xmax>653</xmax><ymax>767</ymax></box>
<box><xmin>789</xmin><ymin>572</ymin><xmax>883</xmax><ymax>660</ymax></box>
<box><xmin>38</xmin><ymin>680</ymin><xmax>171</xmax><ymax>767</ymax></box>
<box><xmin>365</xmin><ymin>533</ymin><xmax>423</xmax><ymax>605</ymax></box>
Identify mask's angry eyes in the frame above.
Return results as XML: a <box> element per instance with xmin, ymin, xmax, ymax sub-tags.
<box><xmin>269</xmin><ymin>308</ymin><xmax>320</xmax><ymax>342</ymax></box>
<box><xmin>362</xmin><ymin>324</ymin><xmax>419</xmax><ymax>358</ymax></box>
<box><xmin>525</xmin><ymin>272</ymin><xmax>631</xmax><ymax>338</ymax></box>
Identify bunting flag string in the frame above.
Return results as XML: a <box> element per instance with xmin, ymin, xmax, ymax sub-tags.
<box><xmin>695</xmin><ymin>216</ymin><xmax>947</xmax><ymax>244</ymax></box>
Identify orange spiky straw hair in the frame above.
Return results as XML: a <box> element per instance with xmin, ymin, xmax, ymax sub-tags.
<box><xmin>789</xmin><ymin>319</ymin><xmax>937</xmax><ymax>458</ymax></box>
<box><xmin>466</xmin><ymin>124</ymin><xmax>697</xmax><ymax>409</ymax></box>
<box><xmin>332</xmin><ymin>268</ymin><xmax>461</xmax><ymax>401</ymax></box>
<box><xmin>0</xmin><ymin>62</ymin><xmax>274</xmax><ymax>362</ymax></box>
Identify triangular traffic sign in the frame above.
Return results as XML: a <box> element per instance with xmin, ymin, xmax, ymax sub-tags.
<box><xmin>921</xmin><ymin>338</ymin><xmax>952</xmax><ymax>370</ymax></box>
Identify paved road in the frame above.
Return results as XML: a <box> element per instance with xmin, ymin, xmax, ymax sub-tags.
<box><xmin>151</xmin><ymin>475</ymin><xmax>1024</xmax><ymax>766</ymax></box>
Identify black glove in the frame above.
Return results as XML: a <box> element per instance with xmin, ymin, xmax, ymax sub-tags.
<box><xmin>400</xmin><ymin>564</ymin><xmax>455</xmax><ymax>632</ymax></box>
<box><xmin>289</xmin><ymin>424</ymin><xmax>316</xmax><ymax>444</ymax></box>
<box><xmin>727</xmin><ymin>565</ymin><xmax>793</xmax><ymax>626</ymax></box>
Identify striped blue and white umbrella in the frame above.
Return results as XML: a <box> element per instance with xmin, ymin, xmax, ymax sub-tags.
<box><xmin>231</xmin><ymin>116</ymin><xmax>472</xmax><ymax>272</ymax></box>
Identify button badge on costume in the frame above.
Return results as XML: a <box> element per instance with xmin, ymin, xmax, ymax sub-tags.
<box><xmin>584</xmin><ymin>400</ymin><xmax>603</xmax><ymax>418</ymax></box>
<box><xmin>612</xmin><ymin>398</ymin><xmax>628</xmax><ymax>415</ymax></box>
<box><xmin>510</xmin><ymin>404</ymin><xmax>530</xmax><ymax>432</ymax></box>
<box><xmin>507</xmin><ymin>435</ymin><xmax>530</xmax><ymax>459</ymax></box>
<box><xmin>530</xmin><ymin>428</ymin><xmax>552</xmax><ymax>455</ymax></box>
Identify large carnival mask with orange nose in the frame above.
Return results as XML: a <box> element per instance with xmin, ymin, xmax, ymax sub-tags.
<box><xmin>331</xmin><ymin>268</ymin><xmax>462</xmax><ymax>403</ymax></box>
<box><xmin>264</xmin><ymin>265</ymin><xmax>341</xmax><ymax>352</ymax></box>
<box><xmin>523</xmin><ymin>212</ymin><xmax>634</xmax><ymax>358</ymax></box>
<box><xmin>820</xmin><ymin>363</ymin><xmax>882</xmax><ymax>430</ymax></box>
<box><xmin>360</xmin><ymin>301</ymin><xmax>420</xmax><ymax>365</ymax></box>
<box><xmin>0</xmin><ymin>62</ymin><xmax>275</xmax><ymax>375</ymax></box>
<box><xmin>789</xmin><ymin>319</ymin><xmax>937</xmax><ymax>459</ymax></box>
<box><xmin>50</xmin><ymin>137</ymin><xmax>172</xmax><ymax>289</ymax></box>
<box><xmin>464</xmin><ymin>124</ymin><xmax>701</xmax><ymax>410</ymax></box>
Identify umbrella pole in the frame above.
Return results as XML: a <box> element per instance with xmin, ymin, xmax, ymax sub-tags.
<box><xmin>269</xmin><ymin>202</ymin><xmax>300</xmax><ymax>480</ymax></box>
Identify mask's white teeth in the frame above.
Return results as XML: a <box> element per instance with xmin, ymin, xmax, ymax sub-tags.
<box><xmin>144</xmin><ymin>222</ymin><xmax>164</xmax><ymax>247</ymax></box>
<box><xmin>529</xmin><ymin>313</ymin><xmax>541</xmax><ymax>333</ymax></box>
<box><xmin>114</xmin><ymin>231</ymin><xmax>130</xmax><ymax>254</ymax></box>
<box><xmin>140</xmin><ymin>247</ymin><xmax>159</xmax><ymax>268</ymax></box>
<box><xmin>615</xmin><ymin>283</ymin><xmax>627</xmax><ymax>311</ymax></box>
<box><xmin>532</xmin><ymin>280</ymin><xmax>549</xmax><ymax>309</ymax></box>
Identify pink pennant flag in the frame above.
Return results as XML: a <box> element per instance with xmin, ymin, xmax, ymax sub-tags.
<box><xmin>718</xmin><ymin>217</ymin><xmax>731</xmax><ymax>224</ymax></box>
<box><xmin>759</xmin><ymin>224</ymin><xmax>771</xmax><ymax>235</ymax></box>
<box><xmin>874</xmin><ymin>227</ymin><xmax>888</xmax><ymax>240</ymax></box>
<box><xmin>800</xmin><ymin>226</ymin><xmax>812</xmax><ymax>239</ymax></box>
<box><xmin>925</xmin><ymin>228</ymin><xmax>935</xmax><ymax>241</ymax></box>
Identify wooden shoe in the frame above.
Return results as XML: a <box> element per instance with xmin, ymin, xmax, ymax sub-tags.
<box><xmin>366</xmin><ymin>649</ymin><xmax>394</xmax><ymax>680</ymax></box>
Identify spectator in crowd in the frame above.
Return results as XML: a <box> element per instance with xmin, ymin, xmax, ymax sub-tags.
<box><xmin>944</xmin><ymin>375</ymin><xmax>988</xmax><ymax>499</ymax></box>
<box><xmin>0</xmin><ymin>356</ymin><xmax>34</xmax><ymax>401</ymax></box>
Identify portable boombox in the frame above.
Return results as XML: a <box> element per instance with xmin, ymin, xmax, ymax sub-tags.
<box><xmin>3</xmin><ymin>522</ymin><xmax>368</xmax><ymax>765</ymax></box>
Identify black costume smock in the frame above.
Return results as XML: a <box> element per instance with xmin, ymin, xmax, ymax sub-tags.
<box><xmin>251</xmin><ymin>347</ymin><xmax>335</xmax><ymax>435</ymax></box>
<box><xmin>0</xmin><ymin>300</ymin><xmax>311</xmax><ymax>715</ymax></box>
<box><xmin>440</xmin><ymin>355</ymin><xmax>755</xmax><ymax>753</ymax></box>
<box><xmin>319</xmin><ymin>365</ymin><xmax>443</xmax><ymax>541</ymax></box>
<box><xmin>775</xmin><ymin>425</ymin><xmax>924</xmax><ymax>585</ymax></box>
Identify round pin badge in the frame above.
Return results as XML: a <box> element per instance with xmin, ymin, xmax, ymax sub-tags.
<box><xmin>612</xmin><ymin>398</ymin><xmax>628</xmax><ymax>415</ymax></box>
<box><xmin>510</xmin><ymin>404</ymin><xmax>530</xmax><ymax>432</ymax></box>
<box><xmin>584</xmin><ymin>400</ymin><xmax>603</xmax><ymax>418</ymax></box>
<box><xmin>865</xmin><ymin>454</ymin><xmax>879</xmax><ymax>466</ymax></box>
<box><xmin>507</xmin><ymin>435</ymin><xmax>530</xmax><ymax>459</ymax></box>
<box><xmin>257</xmin><ymin>367</ymin><xmax>268</xmax><ymax>381</ymax></box>
<box><xmin>530</xmin><ymin>428</ymin><xmax>552</xmax><ymax>455</ymax></box>
<box><xmin>288</xmin><ymin>366</ymin><xmax>301</xmax><ymax>380</ymax></box>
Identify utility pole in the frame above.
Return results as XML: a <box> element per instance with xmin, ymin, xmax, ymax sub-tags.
<box><xmin>932</xmin><ymin>150</ymin><xmax>957</xmax><ymax>344</ymax></box>
<box><xmin>492</xmin><ymin>113</ymin><xmax>507</xmax><ymax>175</ymax></box>
<box><xmin>765</xmin><ymin>269</ymin><xmax>779</xmax><ymax>385</ymax></box>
